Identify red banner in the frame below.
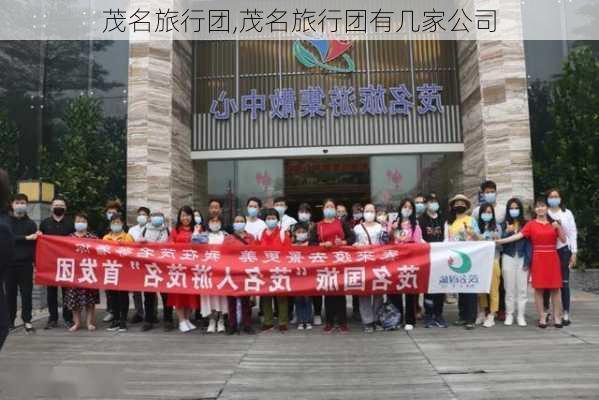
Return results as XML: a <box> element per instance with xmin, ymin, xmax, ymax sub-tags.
<box><xmin>35</xmin><ymin>235</ymin><xmax>432</xmax><ymax>296</ymax></box>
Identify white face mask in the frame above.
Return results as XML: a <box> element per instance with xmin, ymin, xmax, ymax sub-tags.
<box><xmin>363</xmin><ymin>211</ymin><xmax>376</xmax><ymax>222</ymax></box>
<box><xmin>209</xmin><ymin>223</ymin><xmax>221</xmax><ymax>232</ymax></box>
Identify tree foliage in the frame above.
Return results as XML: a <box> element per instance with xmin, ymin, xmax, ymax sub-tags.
<box><xmin>0</xmin><ymin>111</ymin><xmax>20</xmax><ymax>184</ymax></box>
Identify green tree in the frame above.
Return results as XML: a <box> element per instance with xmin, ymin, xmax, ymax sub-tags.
<box><xmin>41</xmin><ymin>96</ymin><xmax>125</xmax><ymax>229</ymax></box>
<box><xmin>538</xmin><ymin>46</ymin><xmax>599</xmax><ymax>268</ymax></box>
<box><xmin>0</xmin><ymin>111</ymin><xmax>20</xmax><ymax>184</ymax></box>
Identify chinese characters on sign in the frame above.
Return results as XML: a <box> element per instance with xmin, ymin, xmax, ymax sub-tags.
<box><xmin>210</xmin><ymin>84</ymin><xmax>444</xmax><ymax>121</ymax></box>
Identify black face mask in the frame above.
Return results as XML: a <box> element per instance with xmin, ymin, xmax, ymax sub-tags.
<box><xmin>53</xmin><ymin>207</ymin><xmax>66</xmax><ymax>217</ymax></box>
<box><xmin>453</xmin><ymin>206</ymin><xmax>467</xmax><ymax>214</ymax></box>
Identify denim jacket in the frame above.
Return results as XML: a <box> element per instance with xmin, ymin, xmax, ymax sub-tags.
<box><xmin>500</xmin><ymin>222</ymin><xmax>532</xmax><ymax>268</ymax></box>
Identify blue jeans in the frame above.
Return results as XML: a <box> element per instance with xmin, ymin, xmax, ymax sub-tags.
<box><xmin>295</xmin><ymin>296</ymin><xmax>313</xmax><ymax>323</ymax></box>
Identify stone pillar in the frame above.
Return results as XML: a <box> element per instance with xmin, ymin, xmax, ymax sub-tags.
<box><xmin>457</xmin><ymin>6</ymin><xmax>534</xmax><ymax>208</ymax></box>
<box><xmin>126</xmin><ymin>39</ymin><xmax>193</xmax><ymax>224</ymax></box>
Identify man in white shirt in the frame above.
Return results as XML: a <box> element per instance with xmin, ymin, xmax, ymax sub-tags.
<box><xmin>127</xmin><ymin>206</ymin><xmax>151</xmax><ymax>324</ymax></box>
<box><xmin>244</xmin><ymin>197</ymin><xmax>267</xmax><ymax>240</ymax></box>
<box><xmin>274</xmin><ymin>196</ymin><xmax>297</xmax><ymax>234</ymax></box>
<box><xmin>472</xmin><ymin>180</ymin><xmax>506</xmax><ymax>224</ymax></box>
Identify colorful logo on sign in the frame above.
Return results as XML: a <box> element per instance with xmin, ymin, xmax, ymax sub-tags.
<box><xmin>293</xmin><ymin>33</ymin><xmax>355</xmax><ymax>73</ymax></box>
<box><xmin>447</xmin><ymin>250</ymin><xmax>472</xmax><ymax>274</ymax></box>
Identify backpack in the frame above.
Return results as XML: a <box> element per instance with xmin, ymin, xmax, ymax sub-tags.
<box><xmin>377</xmin><ymin>302</ymin><xmax>402</xmax><ymax>331</ymax></box>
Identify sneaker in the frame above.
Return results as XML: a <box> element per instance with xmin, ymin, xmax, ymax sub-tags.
<box><xmin>563</xmin><ymin>312</ymin><xmax>571</xmax><ymax>326</ymax></box>
<box><xmin>374</xmin><ymin>323</ymin><xmax>384</xmax><ymax>331</ymax></box>
<box><xmin>118</xmin><ymin>322</ymin><xmax>128</xmax><ymax>332</ymax></box>
<box><xmin>424</xmin><ymin>316</ymin><xmax>435</xmax><ymax>328</ymax></box>
<box><xmin>434</xmin><ymin>317</ymin><xmax>448</xmax><ymax>328</ymax></box>
<box><xmin>24</xmin><ymin>323</ymin><xmax>36</xmax><ymax>334</ymax></box>
<box><xmin>207</xmin><ymin>318</ymin><xmax>217</xmax><ymax>333</ymax></box>
<box><xmin>483</xmin><ymin>314</ymin><xmax>495</xmax><ymax>328</ymax></box>
<box><xmin>338</xmin><ymin>324</ymin><xmax>349</xmax><ymax>334</ymax></box>
<box><xmin>217</xmin><ymin>318</ymin><xmax>226</xmax><ymax>333</ymax></box>
<box><xmin>313</xmin><ymin>315</ymin><xmax>322</xmax><ymax>326</ymax></box>
<box><xmin>404</xmin><ymin>324</ymin><xmax>414</xmax><ymax>331</ymax></box>
<box><xmin>475</xmin><ymin>312</ymin><xmax>486</xmax><ymax>325</ymax></box>
<box><xmin>465</xmin><ymin>323</ymin><xmax>475</xmax><ymax>330</ymax></box>
<box><xmin>163</xmin><ymin>320</ymin><xmax>175</xmax><ymax>332</ymax></box>
<box><xmin>290</xmin><ymin>316</ymin><xmax>298</xmax><ymax>324</ymax></box>
<box><xmin>305</xmin><ymin>323</ymin><xmax>313</xmax><ymax>330</ymax></box>
<box><xmin>323</xmin><ymin>324</ymin><xmax>335</xmax><ymax>333</ymax></box>
<box><xmin>364</xmin><ymin>325</ymin><xmax>374</xmax><ymax>333</ymax></box>
<box><xmin>260</xmin><ymin>324</ymin><xmax>274</xmax><ymax>332</ymax></box>
<box><xmin>504</xmin><ymin>314</ymin><xmax>514</xmax><ymax>326</ymax></box>
<box><xmin>107</xmin><ymin>321</ymin><xmax>120</xmax><ymax>332</ymax></box>
<box><xmin>179</xmin><ymin>321</ymin><xmax>191</xmax><ymax>333</ymax></box>
<box><xmin>185</xmin><ymin>320</ymin><xmax>198</xmax><ymax>331</ymax></box>
<box><xmin>103</xmin><ymin>313</ymin><xmax>114</xmax><ymax>323</ymax></box>
<box><xmin>517</xmin><ymin>315</ymin><xmax>527</xmax><ymax>327</ymax></box>
<box><xmin>297</xmin><ymin>323</ymin><xmax>305</xmax><ymax>330</ymax></box>
<box><xmin>141</xmin><ymin>322</ymin><xmax>154</xmax><ymax>332</ymax></box>
<box><xmin>130</xmin><ymin>314</ymin><xmax>144</xmax><ymax>324</ymax></box>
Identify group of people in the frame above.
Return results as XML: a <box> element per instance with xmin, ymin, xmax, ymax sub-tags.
<box><xmin>2</xmin><ymin>177</ymin><xmax>578</xmax><ymax>338</ymax></box>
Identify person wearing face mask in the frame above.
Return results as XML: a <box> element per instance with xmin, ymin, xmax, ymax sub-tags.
<box><xmin>223</xmin><ymin>215</ymin><xmax>256</xmax><ymax>335</ymax></box>
<box><xmin>200</xmin><ymin>216</ymin><xmax>230</xmax><ymax>334</ymax></box>
<box><xmin>291</xmin><ymin>222</ymin><xmax>314</xmax><ymax>330</ymax></box>
<box><xmin>419</xmin><ymin>193</ymin><xmax>448</xmax><ymax>328</ymax></box>
<box><xmin>336</xmin><ymin>204</ymin><xmax>349</xmax><ymax>221</ymax></box>
<box><xmin>297</xmin><ymin>203</ymin><xmax>323</xmax><ymax>325</ymax></box>
<box><xmin>388</xmin><ymin>198</ymin><xmax>423</xmax><ymax>331</ymax></box>
<box><xmin>543</xmin><ymin>188</ymin><xmax>577</xmax><ymax>326</ymax></box>
<box><xmin>64</xmin><ymin>212</ymin><xmax>99</xmax><ymax>332</ymax></box>
<box><xmin>444</xmin><ymin>194</ymin><xmax>481</xmax><ymax>330</ymax></box>
<box><xmin>475</xmin><ymin>203</ymin><xmax>503</xmax><ymax>328</ymax></box>
<box><xmin>316</xmin><ymin>198</ymin><xmax>356</xmax><ymax>333</ymax></box>
<box><xmin>274</xmin><ymin>196</ymin><xmax>297</xmax><ymax>235</ymax></box>
<box><xmin>414</xmin><ymin>194</ymin><xmax>427</xmax><ymax>219</ymax></box>
<box><xmin>244</xmin><ymin>197</ymin><xmax>267</xmax><ymax>239</ymax></box>
<box><xmin>4</xmin><ymin>193</ymin><xmax>37</xmax><ymax>333</ymax></box>
<box><xmin>258</xmin><ymin>209</ymin><xmax>292</xmax><ymax>332</ymax></box>
<box><xmin>127</xmin><ymin>206</ymin><xmax>151</xmax><ymax>325</ymax></box>
<box><xmin>168</xmin><ymin>206</ymin><xmax>202</xmax><ymax>333</ymax></box>
<box><xmin>496</xmin><ymin>198</ymin><xmax>567</xmax><ymax>328</ymax></box>
<box><xmin>500</xmin><ymin>198</ymin><xmax>531</xmax><ymax>327</ymax></box>
<box><xmin>6</xmin><ymin>194</ymin><xmax>38</xmax><ymax>334</ymax></box>
<box><xmin>353</xmin><ymin>203</ymin><xmax>387</xmax><ymax>333</ymax></box>
<box><xmin>350</xmin><ymin>203</ymin><xmax>364</xmax><ymax>228</ymax></box>
<box><xmin>103</xmin><ymin>213</ymin><xmax>134</xmax><ymax>332</ymax></box>
<box><xmin>40</xmin><ymin>195</ymin><xmax>75</xmax><ymax>329</ymax></box>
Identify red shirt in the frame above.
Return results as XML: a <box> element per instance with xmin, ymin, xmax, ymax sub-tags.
<box><xmin>258</xmin><ymin>227</ymin><xmax>291</xmax><ymax>247</ymax></box>
<box><xmin>316</xmin><ymin>219</ymin><xmax>345</xmax><ymax>243</ymax></box>
<box><xmin>170</xmin><ymin>226</ymin><xmax>193</xmax><ymax>243</ymax></box>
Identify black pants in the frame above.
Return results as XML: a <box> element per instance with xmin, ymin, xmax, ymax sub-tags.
<box><xmin>0</xmin><ymin>274</ymin><xmax>8</xmax><ymax>351</ymax></box>
<box><xmin>543</xmin><ymin>247</ymin><xmax>572</xmax><ymax>312</ymax></box>
<box><xmin>424</xmin><ymin>293</ymin><xmax>445</xmax><ymax>319</ymax></box>
<box><xmin>352</xmin><ymin>296</ymin><xmax>360</xmax><ymax>316</ymax></box>
<box><xmin>458</xmin><ymin>293</ymin><xmax>478</xmax><ymax>323</ymax></box>
<box><xmin>160</xmin><ymin>293</ymin><xmax>173</xmax><ymax>322</ymax></box>
<box><xmin>324</xmin><ymin>296</ymin><xmax>347</xmax><ymax>325</ymax></box>
<box><xmin>5</xmin><ymin>264</ymin><xmax>33</xmax><ymax>324</ymax></box>
<box><xmin>312</xmin><ymin>296</ymin><xmax>323</xmax><ymax>316</ymax></box>
<box><xmin>132</xmin><ymin>292</ymin><xmax>144</xmax><ymax>317</ymax></box>
<box><xmin>107</xmin><ymin>290</ymin><xmax>129</xmax><ymax>324</ymax></box>
<box><xmin>106</xmin><ymin>290</ymin><xmax>116</xmax><ymax>314</ymax></box>
<box><xmin>47</xmin><ymin>286</ymin><xmax>73</xmax><ymax>323</ymax></box>
<box><xmin>389</xmin><ymin>294</ymin><xmax>417</xmax><ymax>325</ymax></box>
<box><xmin>138</xmin><ymin>292</ymin><xmax>157</xmax><ymax>322</ymax></box>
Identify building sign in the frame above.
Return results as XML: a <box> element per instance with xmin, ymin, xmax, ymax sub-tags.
<box><xmin>292</xmin><ymin>35</ymin><xmax>356</xmax><ymax>73</ymax></box>
<box><xmin>209</xmin><ymin>83</ymin><xmax>444</xmax><ymax>121</ymax></box>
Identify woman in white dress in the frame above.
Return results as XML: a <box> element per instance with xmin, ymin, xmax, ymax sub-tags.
<box><xmin>202</xmin><ymin>216</ymin><xmax>229</xmax><ymax>333</ymax></box>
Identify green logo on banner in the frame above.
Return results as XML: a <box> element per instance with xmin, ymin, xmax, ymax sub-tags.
<box><xmin>447</xmin><ymin>250</ymin><xmax>472</xmax><ymax>274</ymax></box>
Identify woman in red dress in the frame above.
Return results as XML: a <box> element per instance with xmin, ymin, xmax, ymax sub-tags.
<box><xmin>497</xmin><ymin>198</ymin><xmax>567</xmax><ymax>328</ymax></box>
<box><xmin>168</xmin><ymin>206</ymin><xmax>200</xmax><ymax>333</ymax></box>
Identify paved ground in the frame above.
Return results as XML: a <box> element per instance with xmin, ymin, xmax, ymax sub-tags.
<box><xmin>1</xmin><ymin>290</ymin><xmax>599</xmax><ymax>400</ymax></box>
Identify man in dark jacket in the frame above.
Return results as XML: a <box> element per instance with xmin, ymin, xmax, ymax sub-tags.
<box><xmin>0</xmin><ymin>169</ymin><xmax>15</xmax><ymax>351</ymax></box>
<box><xmin>39</xmin><ymin>195</ymin><xmax>74</xmax><ymax>329</ymax></box>
<box><xmin>7</xmin><ymin>193</ymin><xmax>38</xmax><ymax>333</ymax></box>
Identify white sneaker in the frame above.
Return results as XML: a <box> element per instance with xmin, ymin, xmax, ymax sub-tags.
<box><xmin>504</xmin><ymin>314</ymin><xmax>514</xmax><ymax>326</ymax></box>
<box><xmin>305</xmin><ymin>323</ymin><xmax>313</xmax><ymax>330</ymax></box>
<box><xmin>313</xmin><ymin>315</ymin><xmax>322</xmax><ymax>326</ymax></box>
<box><xmin>483</xmin><ymin>314</ymin><xmax>495</xmax><ymax>328</ymax></box>
<box><xmin>217</xmin><ymin>317</ymin><xmax>226</xmax><ymax>333</ymax></box>
<box><xmin>517</xmin><ymin>315</ymin><xmax>527</xmax><ymax>327</ymax></box>
<box><xmin>297</xmin><ymin>323</ymin><xmax>305</xmax><ymax>330</ymax></box>
<box><xmin>290</xmin><ymin>316</ymin><xmax>298</xmax><ymax>324</ymax></box>
<box><xmin>475</xmin><ymin>312</ymin><xmax>486</xmax><ymax>325</ymax></box>
<box><xmin>207</xmin><ymin>318</ymin><xmax>216</xmax><ymax>333</ymax></box>
<box><xmin>179</xmin><ymin>321</ymin><xmax>191</xmax><ymax>333</ymax></box>
<box><xmin>185</xmin><ymin>320</ymin><xmax>197</xmax><ymax>331</ymax></box>
<box><xmin>103</xmin><ymin>313</ymin><xmax>114</xmax><ymax>323</ymax></box>
<box><xmin>404</xmin><ymin>324</ymin><xmax>414</xmax><ymax>331</ymax></box>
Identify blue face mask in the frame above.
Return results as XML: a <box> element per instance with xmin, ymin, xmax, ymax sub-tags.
<box><xmin>428</xmin><ymin>202</ymin><xmax>440</xmax><ymax>212</ymax></box>
<box><xmin>265</xmin><ymin>219</ymin><xmax>278</xmax><ymax>229</ymax></box>
<box><xmin>150</xmin><ymin>216</ymin><xmax>164</xmax><ymax>227</ymax></box>
<box><xmin>401</xmin><ymin>208</ymin><xmax>413</xmax><ymax>218</ymax></box>
<box><xmin>275</xmin><ymin>206</ymin><xmax>286</xmax><ymax>216</ymax></box>
<box><xmin>481</xmin><ymin>213</ymin><xmax>493</xmax><ymax>223</ymax></box>
<box><xmin>110</xmin><ymin>223</ymin><xmax>123</xmax><ymax>233</ymax></box>
<box><xmin>247</xmin><ymin>207</ymin><xmax>259</xmax><ymax>218</ymax></box>
<box><xmin>233</xmin><ymin>222</ymin><xmax>246</xmax><ymax>232</ymax></box>
<box><xmin>547</xmin><ymin>198</ymin><xmax>561</xmax><ymax>208</ymax></box>
<box><xmin>509</xmin><ymin>209</ymin><xmax>520</xmax><ymax>218</ymax></box>
<box><xmin>74</xmin><ymin>222</ymin><xmax>87</xmax><ymax>232</ymax></box>
<box><xmin>298</xmin><ymin>212</ymin><xmax>311</xmax><ymax>222</ymax></box>
<box><xmin>194</xmin><ymin>216</ymin><xmax>202</xmax><ymax>225</ymax></box>
<box><xmin>323</xmin><ymin>208</ymin><xmax>336</xmax><ymax>219</ymax></box>
<box><xmin>137</xmin><ymin>215</ymin><xmax>148</xmax><ymax>226</ymax></box>
<box><xmin>483</xmin><ymin>192</ymin><xmax>497</xmax><ymax>204</ymax></box>
<box><xmin>415</xmin><ymin>203</ymin><xmax>426</xmax><ymax>214</ymax></box>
